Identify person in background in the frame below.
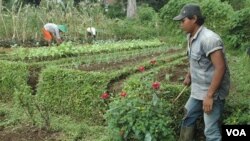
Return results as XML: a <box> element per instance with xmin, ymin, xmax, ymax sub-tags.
<box><xmin>42</xmin><ymin>23</ymin><xmax>67</xmax><ymax>46</ymax></box>
<box><xmin>86</xmin><ymin>27</ymin><xmax>97</xmax><ymax>40</ymax></box>
<box><xmin>173</xmin><ymin>3</ymin><xmax>230</xmax><ymax>141</ymax></box>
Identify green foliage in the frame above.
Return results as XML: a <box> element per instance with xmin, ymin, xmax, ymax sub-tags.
<box><xmin>224</xmin><ymin>108</ymin><xmax>250</xmax><ymax>125</ymax></box>
<box><xmin>138</xmin><ymin>0</ymin><xmax>169</xmax><ymax>12</ymax></box>
<box><xmin>222</xmin><ymin>0</ymin><xmax>250</xmax><ymax>10</ymax></box>
<box><xmin>105</xmin><ymin>76</ymin><xmax>181</xmax><ymax>141</ymax></box>
<box><xmin>227</xmin><ymin>7</ymin><xmax>250</xmax><ymax>49</ymax></box>
<box><xmin>200</xmin><ymin>0</ymin><xmax>234</xmax><ymax>40</ymax></box>
<box><xmin>159</xmin><ymin>0</ymin><xmax>197</xmax><ymax>43</ymax></box>
<box><xmin>36</xmin><ymin>67</ymin><xmax>114</xmax><ymax>125</ymax></box>
<box><xmin>0</xmin><ymin>2</ymin><xmax>106</xmax><ymax>45</ymax></box>
<box><xmin>0</xmin><ymin>103</ymin><xmax>24</xmax><ymax>128</ymax></box>
<box><xmin>112</xmin><ymin>19</ymin><xmax>158</xmax><ymax>40</ymax></box>
<box><xmin>224</xmin><ymin>54</ymin><xmax>250</xmax><ymax>124</ymax></box>
<box><xmin>106</xmin><ymin>96</ymin><xmax>175</xmax><ymax>140</ymax></box>
<box><xmin>13</xmin><ymin>85</ymin><xmax>38</xmax><ymax>125</ymax></box>
<box><xmin>137</xmin><ymin>4</ymin><xmax>157</xmax><ymax>25</ymax></box>
<box><xmin>159</xmin><ymin>0</ymin><xmax>235</xmax><ymax>47</ymax></box>
<box><xmin>10</xmin><ymin>40</ymin><xmax>163</xmax><ymax>61</ymax></box>
<box><xmin>0</xmin><ymin>60</ymin><xmax>29</xmax><ymax>101</ymax></box>
<box><xmin>2</xmin><ymin>0</ymin><xmax>16</xmax><ymax>9</ymax></box>
<box><xmin>104</xmin><ymin>51</ymin><xmax>190</xmax><ymax>140</ymax></box>
<box><xmin>48</xmin><ymin>115</ymin><xmax>112</xmax><ymax>141</ymax></box>
<box><xmin>104</xmin><ymin>0</ymin><xmax>125</xmax><ymax>19</ymax></box>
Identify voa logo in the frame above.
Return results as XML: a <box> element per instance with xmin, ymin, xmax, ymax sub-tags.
<box><xmin>226</xmin><ymin>129</ymin><xmax>246</xmax><ymax>136</ymax></box>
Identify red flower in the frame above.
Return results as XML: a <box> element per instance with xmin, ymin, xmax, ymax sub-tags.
<box><xmin>138</xmin><ymin>66</ymin><xmax>145</xmax><ymax>72</ymax></box>
<box><xmin>152</xmin><ymin>82</ymin><xmax>160</xmax><ymax>90</ymax></box>
<box><xmin>101</xmin><ymin>92</ymin><xmax>109</xmax><ymax>99</ymax></box>
<box><xmin>120</xmin><ymin>91</ymin><xmax>127</xmax><ymax>97</ymax></box>
<box><xmin>150</xmin><ymin>59</ymin><xmax>156</xmax><ymax>64</ymax></box>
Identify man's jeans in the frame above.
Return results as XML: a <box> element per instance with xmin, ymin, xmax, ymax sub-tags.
<box><xmin>181</xmin><ymin>97</ymin><xmax>225</xmax><ymax>141</ymax></box>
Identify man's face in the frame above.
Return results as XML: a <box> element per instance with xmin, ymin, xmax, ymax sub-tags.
<box><xmin>180</xmin><ymin>17</ymin><xmax>196</xmax><ymax>34</ymax></box>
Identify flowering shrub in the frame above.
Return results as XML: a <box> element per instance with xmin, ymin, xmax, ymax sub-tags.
<box><xmin>120</xmin><ymin>91</ymin><xmax>127</xmax><ymax>97</ymax></box>
<box><xmin>101</xmin><ymin>92</ymin><xmax>110</xmax><ymax>99</ymax></box>
<box><xmin>152</xmin><ymin>81</ymin><xmax>160</xmax><ymax>90</ymax></box>
<box><xmin>138</xmin><ymin>66</ymin><xmax>145</xmax><ymax>72</ymax></box>
<box><xmin>104</xmin><ymin>79</ymin><xmax>175</xmax><ymax>141</ymax></box>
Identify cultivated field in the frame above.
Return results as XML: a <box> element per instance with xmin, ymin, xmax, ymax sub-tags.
<box><xmin>1</xmin><ymin>39</ymin><xmax>249</xmax><ymax>141</ymax></box>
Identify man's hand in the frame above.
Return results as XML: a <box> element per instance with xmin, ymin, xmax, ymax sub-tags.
<box><xmin>56</xmin><ymin>38</ymin><xmax>63</xmax><ymax>45</ymax></box>
<box><xmin>183</xmin><ymin>73</ymin><xmax>191</xmax><ymax>86</ymax></box>
<box><xmin>203</xmin><ymin>95</ymin><xmax>213</xmax><ymax>114</ymax></box>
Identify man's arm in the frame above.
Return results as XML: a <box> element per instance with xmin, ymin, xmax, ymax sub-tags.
<box><xmin>56</xmin><ymin>38</ymin><xmax>63</xmax><ymax>45</ymax></box>
<box><xmin>203</xmin><ymin>50</ymin><xmax>226</xmax><ymax>114</ymax></box>
<box><xmin>207</xmin><ymin>50</ymin><xmax>226</xmax><ymax>98</ymax></box>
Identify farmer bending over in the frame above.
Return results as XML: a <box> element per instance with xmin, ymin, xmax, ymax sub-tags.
<box><xmin>42</xmin><ymin>23</ymin><xmax>67</xmax><ymax>46</ymax></box>
<box><xmin>86</xmin><ymin>27</ymin><xmax>97</xmax><ymax>39</ymax></box>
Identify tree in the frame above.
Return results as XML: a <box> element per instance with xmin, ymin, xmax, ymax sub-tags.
<box><xmin>126</xmin><ymin>0</ymin><xmax>137</xmax><ymax>18</ymax></box>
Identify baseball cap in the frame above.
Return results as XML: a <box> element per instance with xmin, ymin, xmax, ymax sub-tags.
<box><xmin>57</xmin><ymin>25</ymin><xmax>67</xmax><ymax>32</ymax></box>
<box><xmin>173</xmin><ymin>4</ymin><xmax>202</xmax><ymax>21</ymax></box>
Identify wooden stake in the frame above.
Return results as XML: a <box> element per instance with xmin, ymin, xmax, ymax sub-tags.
<box><xmin>173</xmin><ymin>86</ymin><xmax>188</xmax><ymax>103</ymax></box>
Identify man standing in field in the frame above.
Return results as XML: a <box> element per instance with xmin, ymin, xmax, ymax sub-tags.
<box><xmin>42</xmin><ymin>23</ymin><xmax>67</xmax><ymax>46</ymax></box>
<box><xmin>173</xmin><ymin>3</ymin><xmax>230</xmax><ymax>141</ymax></box>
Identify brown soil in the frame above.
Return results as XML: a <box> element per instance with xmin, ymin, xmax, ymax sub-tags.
<box><xmin>109</xmin><ymin>79</ymin><xmax>124</xmax><ymax>94</ymax></box>
<box><xmin>0</xmin><ymin>125</ymin><xmax>62</xmax><ymax>141</ymax></box>
<box><xmin>156</xmin><ymin>61</ymin><xmax>188</xmax><ymax>82</ymax></box>
<box><xmin>0</xmin><ymin>47</ymin><xmax>13</xmax><ymax>54</ymax></box>
<box><xmin>28</xmin><ymin>66</ymin><xmax>42</xmax><ymax>95</ymax></box>
<box><xmin>102</xmin><ymin>49</ymin><xmax>183</xmax><ymax>94</ymax></box>
<box><xmin>77</xmin><ymin>48</ymin><xmax>180</xmax><ymax>71</ymax></box>
<box><xmin>0</xmin><ymin>111</ymin><xmax>62</xmax><ymax>141</ymax></box>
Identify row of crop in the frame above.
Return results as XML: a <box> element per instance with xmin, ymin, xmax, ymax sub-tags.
<box><xmin>2</xmin><ymin>39</ymin><xmax>164</xmax><ymax>62</ymax></box>
<box><xmin>22</xmin><ymin>45</ymin><xmax>183</xmax><ymax>95</ymax></box>
<box><xmin>0</xmin><ymin>45</ymin><xmax>185</xmax><ymax>141</ymax></box>
<box><xmin>0</xmin><ymin>60</ymin><xmax>29</xmax><ymax>101</ymax></box>
<box><xmin>55</xmin><ymin>46</ymin><xmax>180</xmax><ymax>68</ymax></box>
<box><xmin>32</xmin><ymin>50</ymin><xmax>186</xmax><ymax>128</ymax></box>
<box><xmin>0</xmin><ymin>60</ymin><xmax>115</xmax><ymax>126</ymax></box>
<box><xmin>0</xmin><ymin>43</ymin><xmax>184</xmax><ymax>101</ymax></box>
<box><xmin>35</xmin><ymin>67</ymin><xmax>115</xmax><ymax>125</ymax></box>
<box><xmin>24</xmin><ymin>44</ymin><xmax>179</xmax><ymax>69</ymax></box>
<box><xmin>0</xmin><ymin>46</ymin><xmax>185</xmax><ymax>124</ymax></box>
<box><xmin>69</xmin><ymin>48</ymin><xmax>184</xmax><ymax>72</ymax></box>
<box><xmin>26</xmin><ymin>46</ymin><xmax>183</xmax><ymax>95</ymax></box>
<box><xmin>103</xmin><ymin>52</ymin><xmax>186</xmax><ymax>89</ymax></box>
<box><xmin>0</xmin><ymin>44</ymin><xmax>181</xmax><ymax>97</ymax></box>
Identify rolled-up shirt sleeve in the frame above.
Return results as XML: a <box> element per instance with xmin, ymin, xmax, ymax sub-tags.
<box><xmin>203</xmin><ymin>37</ymin><xmax>223</xmax><ymax>57</ymax></box>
